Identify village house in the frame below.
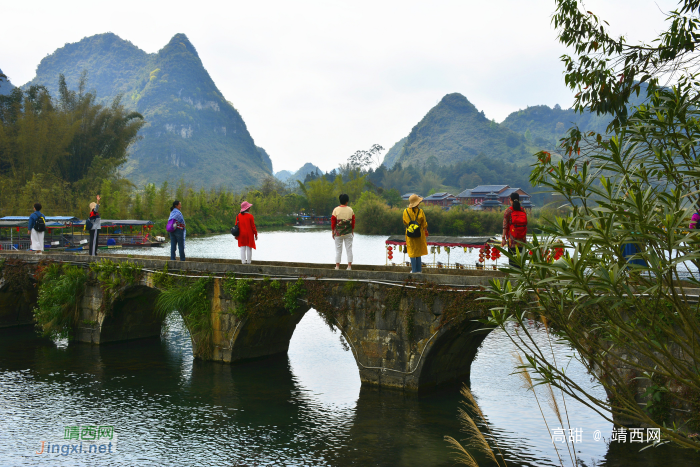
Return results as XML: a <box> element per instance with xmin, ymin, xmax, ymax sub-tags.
<box><xmin>461</xmin><ymin>185</ymin><xmax>533</xmax><ymax>211</ymax></box>
<box><xmin>422</xmin><ymin>192</ymin><xmax>457</xmax><ymax>207</ymax></box>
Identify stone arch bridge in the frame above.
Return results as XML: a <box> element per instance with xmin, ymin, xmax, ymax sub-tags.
<box><xmin>0</xmin><ymin>252</ymin><xmax>503</xmax><ymax>392</ymax></box>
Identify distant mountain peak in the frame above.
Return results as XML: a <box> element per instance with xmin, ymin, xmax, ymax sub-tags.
<box><xmin>162</xmin><ymin>33</ymin><xmax>199</xmax><ymax>58</ymax></box>
<box><xmin>391</xmin><ymin>92</ymin><xmax>533</xmax><ymax>167</ymax></box>
<box><xmin>438</xmin><ymin>93</ymin><xmax>479</xmax><ymax>113</ymax></box>
<box><xmin>23</xmin><ymin>32</ymin><xmax>271</xmax><ymax>189</ymax></box>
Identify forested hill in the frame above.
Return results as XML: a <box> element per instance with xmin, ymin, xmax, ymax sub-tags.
<box><xmin>0</xmin><ymin>68</ymin><xmax>14</xmax><ymax>96</ymax></box>
<box><xmin>500</xmin><ymin>83</ymin><xmax>650</xmax><ymax>148</ymax></box>
<box><xmin>384</xmin><ymin>93</ymin><xmax>541</xmax><ymax>168</ymax></box>
<box><xmin>501</xmin><ymin>104</ymin><xmax>611</xmax><ymax>148</ymax></box>
<box><xmin>382</xmin><ymin>137</ymin><xmax>407</xmax><ymax>169</ymax></box>
<box><xmin>23</xmin><ymin>33</ymin><xmax>272</xmax><ymax>189</ymax></box>
<box><xmin>383</xmin><ymin>89</ymin><xmax>653</xmax><ymax>170</ymax></box>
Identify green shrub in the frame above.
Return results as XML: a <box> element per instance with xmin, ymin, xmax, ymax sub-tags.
<box><xmin>33</xmin><ymin>264</ymin><xmax>87</xmax><ymax>339</ymax></box>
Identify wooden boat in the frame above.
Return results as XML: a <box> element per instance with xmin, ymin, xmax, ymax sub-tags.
<box><xmin>0</xmin><ymin>217</ymin><xmax>164</xmax><ymax>251</ymax></box>
<box><xmin>0</xmin><ymin>216</ymin><xmax>79</xmax><ymax>251</ymax></box>
<box><xmin>71</xmin><ymin>219</ymin><xmax>164</xmax><ymax>250</ymax></box>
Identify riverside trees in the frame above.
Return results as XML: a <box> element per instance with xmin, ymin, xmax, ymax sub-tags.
<box><xmin>486</xmin><ymin>0</ymin><xmax>700</xmax><ymax>450</ymax></box>
<box><xmin>0</xmin><ymin>73</ymin><xmax>144</xmax><ymax>214</ymax></box>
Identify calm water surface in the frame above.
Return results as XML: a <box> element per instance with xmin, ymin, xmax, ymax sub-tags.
<box><xmin>1</xmin><ymin>230</ymin><xmax>698</xmax><ymax>466</ymax></box>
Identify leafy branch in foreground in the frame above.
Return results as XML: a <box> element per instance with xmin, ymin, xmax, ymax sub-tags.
<box><xmin>485</xmin><ymin>0</ymin><xmax>700</xmax><ymax>451</ymax></box>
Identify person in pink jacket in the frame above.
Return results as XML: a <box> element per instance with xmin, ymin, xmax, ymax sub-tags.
<box><xmin>236</xmin><ymin>201</ymin><xmax>258</xmax><ymax>264</ymax></box>
<box><xmin>690</xmin><ymin>208</ymin><xmax>700</xmax><ymax>229</ymax></box>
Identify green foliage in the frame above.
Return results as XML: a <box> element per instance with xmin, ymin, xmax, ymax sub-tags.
<box><xmin>552</xmin><ymin>0</ymin><xmax>699</xmax><ymax>127</ymax></box>
<box><xmin>89</xmin><ymin>259</ymin><xmax>143</xmax><ymax>306</ymax></box>
<box><xmin>283</xmin><ymin>279</ymin><xmax>306</xmax><ymax>314</ymax></box>
<box><xmin>486</xmin><ymin>1</ymin><xmax>700</xmax><ymax>449</ymax></box>
<box><xmin>90</xmin><ymin>258</ymin><xmax>142</xmax><ymax>286</ymax></box>
<box><xmin>222</xmin><ymin>274</ymin><xmax>253</xmax><ymax>318</ymax></box>
<box><xmin>33</xmin><ymin>264</ymin><xmax>87</xmax><ymax>339</ymax></box>
<box><xmin>380</xmin><ymin>188</ymin><xmax>402</xmax><ymax>207</ymax></box>
<box><xmin>155</xmin><ymin>276</ymin><xmax>213</xmax><ymax>357</ymax></box>
<box><xmin>152</xmin><ymin>264</ymin><xmax>175</xmax><ymax>290</ymax></box>
<box><xmin>0</xmin><ymin>74</ymin><xmax>143</xmax><ymax>216</ymax></box>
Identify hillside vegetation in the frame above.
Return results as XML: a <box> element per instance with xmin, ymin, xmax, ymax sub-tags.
<box><xmin>23</xmin><ymin>33</ymin><xmax>271</xmax><ymax>189</ymax></box>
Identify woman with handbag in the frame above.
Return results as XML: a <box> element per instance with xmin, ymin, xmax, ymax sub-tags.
<box><xmin>403</xmin><ymin>194</ymin><xmax>428</xmax><ymax>273</ymax></box>
<box><xmin>236</xmin><ymin>201</ymin><xmax>258</xmax><ymax>264</ymax></box>
<box><xmin>168</xmin><ymin>200</ymin><xmax>186</xmax><ymax>261</ymax></box>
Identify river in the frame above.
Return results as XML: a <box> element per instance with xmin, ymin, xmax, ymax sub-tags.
<box><xmin>1</xmin><ymin>230</ymin><xmax>698</xmax><ymax>466</ymax></box>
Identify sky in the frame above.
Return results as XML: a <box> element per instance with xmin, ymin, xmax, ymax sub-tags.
<box><xmin>0</xmin><ymin>0</ymin><xmax>679</xmax><ymax>173</ymax></box>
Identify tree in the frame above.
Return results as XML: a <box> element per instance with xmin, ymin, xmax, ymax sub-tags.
<box><xmin>554</xmin><ymin>0</ymin><xmax>700</xmax><ymax>127</ymax></box>
<box><xmin>414</xmin><ymin>171</ymin><xmax>444</xmax><ymax>196</ymax></box>
<box><xmin>486</xmin><ymin>0</ymin><xmax>700</xmax><ymax>450</ymax></box>
<box><xmin>347</xmin><ymin>144</ymin><xmax>385</xmax><ymax>171</ymax></box>
<box><xmin>381</xmin><ymin>188</ymin><xmax>403</xmax><ymax>207</ymax></box>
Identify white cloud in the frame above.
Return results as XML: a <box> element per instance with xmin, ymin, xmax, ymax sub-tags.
<box><xmin>0</xmin><ymin>0</ymin><xmax>678</xmax><ymax>173</ymax></box>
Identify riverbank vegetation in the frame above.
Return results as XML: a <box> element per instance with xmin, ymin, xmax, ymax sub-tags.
<box><xmin>485</xmin><ymin>0</ymin><xmax>700</xmax><ymax>451</ymax></box>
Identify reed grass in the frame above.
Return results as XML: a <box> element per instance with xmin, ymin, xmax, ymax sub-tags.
<box><xmin>445</xmin><ymin>384</ymin><xmax>507</xmax><ymax>467</ymax></box>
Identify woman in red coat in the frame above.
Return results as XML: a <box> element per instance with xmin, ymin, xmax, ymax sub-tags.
<box><xmin>236</xmin><ymin>201</ymin><xmax>258</xmax><ymax>264</ymax></box>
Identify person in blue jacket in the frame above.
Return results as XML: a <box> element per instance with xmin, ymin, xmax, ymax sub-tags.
<box><xmin>28</xmin><ymin>203</ymin><xmax>46</xmax><ymax>254</ymax></box>
<box><xmin>168</xmin><ymin>200</ymin><xmax>186</xmax><ymax>261</ymax></box>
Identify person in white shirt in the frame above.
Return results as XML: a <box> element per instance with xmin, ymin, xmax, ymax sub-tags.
<box><xmin>331</xmin><ymin>193</ymin><xmax>355</xmax><ymax>270</ymax></box>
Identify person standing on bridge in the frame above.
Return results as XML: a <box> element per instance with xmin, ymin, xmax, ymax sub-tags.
<box><xmin>403</xmin><ymin>194</ymin><xmax>428</xmax><ymax>273</ymax></box>
<box><xmin>87</xmin><ymin>195</ymin><xmax>101</xmax><ymax>256</ymax></box>
<box><xmin>169</xmin><ymin>200</ymin><xmax>186</xmax><ymax>261</ymax></box>
<box><xmin>28</xmin><ymin>202</ymin><xmax>46</xmax><ymax>254</ymax></box>
<box><xmin>502</xmin><ymin>192</ymin><xmax>527</xmax><ymax>268</ymax></box>
<box><xmin>331</xmin><ymin>193</ymin><xmax>354</xmax><ymax>270</ymax></box>
<box><xmin>236</xmin><ymin>201</ymin><xmax>258</xmax><ymax>264</ymax></box>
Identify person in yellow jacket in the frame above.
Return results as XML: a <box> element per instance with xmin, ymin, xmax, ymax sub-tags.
<box><xmin>403</xmin><ymin>194</ymin><xmax>429</xmax><ymax>273</ymax></box>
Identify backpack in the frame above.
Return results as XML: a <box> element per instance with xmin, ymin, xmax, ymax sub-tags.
<box><xmin>510</xmin><ymin>209</ymin><xmax>527</xmax><ymax>240</ymax></box>
<box><xmin>405</xmin><ymin>208</ymin><xmax>423</xmax><ymax>238</ymax></box>
<box><xmin>166</xmin><ymin>219</ymin><xmax>177</xmax><ymax>233</ymax></box>
<box><xmin>34</xmin><ymin>214</ymin><xmax>46</xmax><ymax>233</ymax></box>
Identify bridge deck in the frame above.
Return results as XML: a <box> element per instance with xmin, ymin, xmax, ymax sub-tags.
<box><xmin>0</xmin><ymin>251</ymin><xmax>503</xmax><ymax>287</ymax></box>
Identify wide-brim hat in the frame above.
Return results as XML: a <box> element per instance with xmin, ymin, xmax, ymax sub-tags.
<box><xmin>240</xmin><ymin>201</ymin><xmax>253</xmax><ymax>212</ymax></box>
<box><xmin>408</xmin><ymin>194</ymin><xmax>423</xmax><ymax>208</ymax></box>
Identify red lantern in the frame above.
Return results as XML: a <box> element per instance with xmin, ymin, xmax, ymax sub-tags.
<box><xmin>16</xmin><ymin>227</ymin><xmax>20</xmax><ymax>232</ymax></box>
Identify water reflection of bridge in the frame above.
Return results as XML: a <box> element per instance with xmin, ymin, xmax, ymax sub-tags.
<box><xmin>0</xmin><ymin>252</ymin><xmax>503</xmax><ymax>392</ymax></box>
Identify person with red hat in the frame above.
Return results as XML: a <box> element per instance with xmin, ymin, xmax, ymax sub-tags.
<box><xmin>236</xmin><ymin>201</ymin><xmax>258</xmax><ymax>264</ymax></box>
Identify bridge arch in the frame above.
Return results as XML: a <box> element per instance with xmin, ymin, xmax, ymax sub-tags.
<box><xmin>414</xmin><ymin>313</ymin><xmax>494</xmax><ymax>391</ymax></box>
<box><xmin>90</xmin><ymin>284</ymin><xmax>164</xmax><ymax>344</ymax></box>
